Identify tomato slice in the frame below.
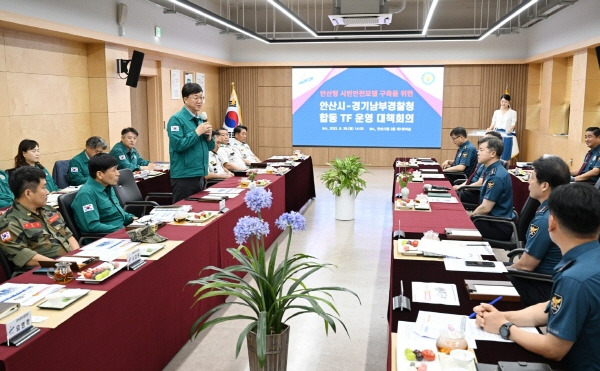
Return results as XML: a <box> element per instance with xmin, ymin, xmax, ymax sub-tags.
<box><xmin>421</xmin><ymin>349</ymin><xmax>435</xmax><ymax>361</ymax></box>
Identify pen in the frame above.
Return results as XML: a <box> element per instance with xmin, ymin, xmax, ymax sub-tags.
<box><xmin>400</xmin><ymin>280</ymin><xmax>404</xmax><ymax>312</ymax></box>
<box><xmin>469</xmin><ymin>296</ymin><xmax>502</xmax><ymax>319</ymax></box>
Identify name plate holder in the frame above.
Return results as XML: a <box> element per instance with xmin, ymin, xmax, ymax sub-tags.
<box><xmin>2</xmin><ymin>311</ymin><xmax>40</xmax><ymax>346</ymax></box>
<box><xmin>126</xmin><ymin>248</ymin><xmax>146</xmax><ymax>270</ymax></box>
<box><xmin>219</xmin><ymin>198</ymin><xmax>228</xmax><ymax>213</ymax></box>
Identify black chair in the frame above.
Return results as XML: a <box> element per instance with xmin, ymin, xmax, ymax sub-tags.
<box><xmin>57</xmin><ymin>191</ymin><xmax>107</xmax><ymax>245</ymax></box>
<box><xmin>52</xmin><ymin>160</ymin><xmax>71</xmax><ymax>189</ymax></box>
<box><xmin>471</xmin><ymin>197</ymin><xmax>539</xmax><ymax>251</ymax></box>
<box><xmin>0</xmin><ymin>248</ymin><xmax>15</xmax><ymax>283</ymax></box>
<box><xmin>113</xmin><ymin>169</ymin><xmax>171</xmax><ymax>217</ymax></box>
<box><xmin>595</xmin><ymin>177</ymin><xmax>600</xmax><ymax>189</ymax></box>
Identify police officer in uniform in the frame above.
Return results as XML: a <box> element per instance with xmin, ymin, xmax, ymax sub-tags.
<box><xmin>230</xmin><ymin>125</ymin><xmax>261</xmax><ymax>165</ymax></box>
<box><xmin>109</xmin><ymin>127</ymin><xmax>154</xmax><ymax>172</ymax></box>
<box><xmin>474</xmin><ymin>183</ymin><xmax>600</xmax><ymax>370</ymax></box>
<box><xmin>0</xmin><ymin>167</ymin><xmax>78</xmax><ymax>268</ymax></box>
<box><xmin>218</xmin><ymin>128</ymin><xmax>246</xmax><ymax>171</ymax></box>
<box><xmin>571</xmin><ymin>126</ymin><xmax>600</xmax><ymax>184</ymax></box>
<box><xmin>67</xmin><ymin>136</ymin><xmax>107</xmax><ymax>186</ymax></box>
<box><xmin>442</xmin><ymin>127</ymin><xmax>477</xmax><ymax>184</ymax></box>
<box><xmin>72</xmin><ymin>154</ymin><xmax>135</xmax><ymax>234</ymax></box>
<box><xmin>0</xmin><ymin>170</ymin><xmax>13</xmax><ymax>209</ymax></box>
<box><xmin>206</xmin><ymin>130</ymin><xmax>233</xmax><ymax>184</ymax></box>
<box><xmin>508</xmin><ymin>155</ymin><xmax>571</xmax><ymax>306</ymax></box>
<box><xmin>471</xmin><ymin>136</ymin><xmax>514</xmax><ymax>240</ymax></box>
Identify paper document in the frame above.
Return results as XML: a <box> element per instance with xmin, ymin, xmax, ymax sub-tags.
<box><xmin>428</xmin><ymin>196</ymin><xmax>459</xmax><ymax>203</ymax></box>
<box><xmin>77</xmin><ymin>238</ymin><xmax>139</xmax><ymax>261</ymax></box>
<box><xmin>414</xmin><ymin>311</ymin><xmax>476</xmax><ymax>348</ymax></box>
<box><xmin>473</xmin><ymin>285</ymin><xmax>519</xmax><ymax>297</ymax></box>
<box><xmin>411</xmin><ymin>282</ymin><xmax>460</xmax><ymax>306</ymax></box>
<box><xmin>0</xmin><ymin>283</ymin><xmax>62</xmax><ymax>306</ymax></box>
<box><xmin>444</xmin><ymin>259</ymin><xmax>508</xmax><ymax>273</ymax></box>
<box><xmin>207</xmin><ymin>188</ymin><xmax>244</xmax><ymax>194</ymax></box>
<box><xmin>422</xmin><ymin>174</ymin><xmax>446</xmax><ymax>179</ymax></box>
<box><xmin>417</xmin><ymin>240</ymin><xmax>483</xmax><ymax>260</ymax></box>
<box><xmin>149</xmin><ymin>205</ymin><xmax>193</xmax><ymax>222</ymax></box>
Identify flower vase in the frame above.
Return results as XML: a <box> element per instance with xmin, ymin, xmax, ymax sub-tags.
<box><xmin>401</xmin><ymin>186</ymin><xmax>410</xmax><ymax>200</ymax></box>
<box><xmin>248</xmin><ymin>181</ymin><xmax>257</xmax><ymax>189</ymax></box>
<box><xmin>247</xmin><ymin>325</ymin><xmax>290</xmax><ymax>371</ymax></box>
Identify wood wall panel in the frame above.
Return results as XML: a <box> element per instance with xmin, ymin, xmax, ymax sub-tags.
<box><xmin>444</xmin><ymin>65</ymin><xmax>482</xmax><ymax>86</ymax></box>
<box><xmin>442</xmin><ymin>108</ymin><xmax>480</xmax><ymax>128</ymax></box>
<box><xmin>0</xmin><ymin>116</ymin><xmax>10</xmax><ymax>166</ymax></box>
<box><xmin>258</xmin><ymin>68</ymin><xmax>291</xmax><ymax>86</ymax></box>
<box><xmin>0</xmin><ymin>28</ymin><xmax>5</xmax><ymax>72</ymax></box>
<box><xmin>443</xmin><ymin>86</ymin><xmax>481</xmax><ymax>108</ymax></box>
<box><xmin>258</xmin><ymin>127</ymin><xmax>292</xmax><ymax>148</ymax></box>
<box><xmin>258</xmin><ymin>107</ymin><xmax>292</xmax><ymax>127</ymax></box>
<box><xmin>258</xmin><ymin>87</ymin><xmax>291</xmax><ymax>107</ymax></box>
<box><xmin>0</xmin><ymin>72</ymin><xmax>8</xmax><ymax>117</ymax></box>
<box><xmin>328</xmin><ymin>147</ymin><xmax>367</xmax><ymax>162</ymax></box>
<box><xmin>88</xmin><ymin>77</ymin><xmax>108</xmax><ymax>113</ymax></box>
<box><xmin>296</xmin><ymin>147</ymin><xmax>329</xmax><ymax>165</ymax></box>
<box><xmin>4</xmin><ymin>30</ymin><xmax>88</xmax><ymax>77</ymax></box>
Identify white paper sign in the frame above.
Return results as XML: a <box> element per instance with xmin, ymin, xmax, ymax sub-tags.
<box><xmin>6</xmin><ymin>311</ymin><xmax>32</xmax><ymax>342</ymax></box>
<box><xmin>127</xmin><ymin>247</ymin><xmax>141</xmax><ymax>269</ymax></box>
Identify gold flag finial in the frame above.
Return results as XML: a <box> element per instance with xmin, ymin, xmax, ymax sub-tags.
<box><xmin>504</xmin><ymin>84</ymin><xmax>510</xmax><ymax>95</ymax></box>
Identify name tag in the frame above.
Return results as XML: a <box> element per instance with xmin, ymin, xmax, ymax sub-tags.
<box><xmin>4</xmin><ymin>310</ymin><xmax>31</xmax><ymax>344</ymax></box>
<box><xmin>23</xmin><ymin>222</ymin><xmax>42</xmax><ymax>229</ymax></box>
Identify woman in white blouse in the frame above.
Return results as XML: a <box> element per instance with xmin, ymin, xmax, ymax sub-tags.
<box><xmin>487</xmin><ymin>94</ymin><xmax>516</xmax><ymax>133</ymax></box>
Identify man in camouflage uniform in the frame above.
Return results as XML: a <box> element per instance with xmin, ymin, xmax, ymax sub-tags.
<box><xmin>0</xmin><ymin>167</ymin><xmax>79</xmax><ymax>268</ymax></box>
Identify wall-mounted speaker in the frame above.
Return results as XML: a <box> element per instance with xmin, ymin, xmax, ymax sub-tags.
<box><xmin>126</xmin><ymin>50</ymin><xmax>145</xmax><ymax>88</ymax></box>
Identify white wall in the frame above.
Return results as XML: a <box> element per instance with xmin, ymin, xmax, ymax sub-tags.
<box><xmin>0</xmin><ymin>0</ymin><xmax>598</xmax><ymax>65</ymax></box>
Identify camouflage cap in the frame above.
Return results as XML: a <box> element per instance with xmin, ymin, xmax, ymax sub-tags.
<box><xmin>127</xmin><ymin>224</ymin><xmax>167</xmax><ymax>243</ymax></box>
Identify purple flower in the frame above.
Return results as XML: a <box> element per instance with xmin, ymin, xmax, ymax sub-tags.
<box><xmin>233</xmin><ymin>216</ymin><xmax>270</xmax><ymax>245</ymax></box>
<box><xmin>244</xmin><ymin>188</ymin><xmax>272</xmax><ymax>213</ymax></box>
<box><xmin>275</xmin><ymin>212</ymin><xmax>306</xmax><ymax>232</ymax></box>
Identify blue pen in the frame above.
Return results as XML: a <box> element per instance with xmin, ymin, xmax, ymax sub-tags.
<box><xmin>469</xmin><ymin>296</ymin><xmax>503</xmax><ymax>319</ymax></box>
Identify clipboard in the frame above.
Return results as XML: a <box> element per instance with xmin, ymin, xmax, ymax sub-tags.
<box><xmin>464</xmin><ymin>280</ymin><xmax>520</xmax><ymax>302</ymax></box>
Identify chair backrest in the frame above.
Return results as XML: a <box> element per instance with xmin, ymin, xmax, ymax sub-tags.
<box><xmin>114</xmin><ymin>169</ymin><xmax>143</xmax><ymax>204</ymax></box>
<box><xmin>52</xmin><ymin>160</ymin><xmax>71</xmax><ymax>189</ymax></box>
<box><xmin>516</xmin><ymin>196</ymin><xmax>541</xmax><ymax>243</ymax></box>
<box><xmin>500</xmin><ymin>159</ymin><xmax>509</xmax><ymax>170</ymax></box>
<box><xmin>0</xmin><ymin>248</ymin><xmax>14</xmax><ymax>283</ymax></box>
<box><xmin>57</xmin><ymin>191</ymin><xmax>82</xmax><ymax>242</ymax></box>
<box><xmin>595</xmin><ymin>177</ymin><xmax>600</xmax><ymax>189</ymax></box>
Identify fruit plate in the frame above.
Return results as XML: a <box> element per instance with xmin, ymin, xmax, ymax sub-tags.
<box><xmin>185</xmin><ymin>211</ymin><xmax>218</xmax><ymax>223</ymax></box>
<box><xmin>76</xmin><ymin>262</ymin><xmax>126</xmax><ymax>284</ymax></box>
<box><xmin>38</xmin><ymin>289</ymin><xmax>91</xmax><ymax>310</ymax></box>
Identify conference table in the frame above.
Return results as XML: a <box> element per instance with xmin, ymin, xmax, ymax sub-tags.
<box><xmin>0</xmin><ymin>157</ymin><xmax>315</xmax><ymax>371</ymax></box>
<box><xmin>387</xmin><ymin>159</ymin><xmax>561</xmax><ymax>370</ymax></box>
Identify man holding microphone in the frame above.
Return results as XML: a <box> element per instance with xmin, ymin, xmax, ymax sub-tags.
<box><xmin>167</xmin><ymin>83</ymin><xmax>215</xmax><ymax>202</ymax></box>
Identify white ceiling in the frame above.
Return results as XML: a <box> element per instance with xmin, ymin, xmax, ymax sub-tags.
<box><xmin>149</xmin><ymin>0</ymin><xmax>579</xmax><ymax>42</ymax></box>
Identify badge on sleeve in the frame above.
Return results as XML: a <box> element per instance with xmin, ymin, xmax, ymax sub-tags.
<box><xmin>1</xmin><ymin>231</ymin><xmax>11</xmax><ymax>242</ymax></box>
<box><xmin>0</xmin><ymin>175</ymin><xmax>5</xmax><ymax>180</ymax></box>
<box><xmin>171</xmin><ymin>126</ymin><xmax>180</xmax><ymax>132</ymax></box>
<box><xmin>462</xmin><ymin>152</ymin><xmax>467</xmax><ymax>157</ymax></box>
<box><xmin>487</xmin><ymin>181</ymin><xmax>495</xmax><ymax>190</ymax></box>
<box><xmin>71</xmin><ymin>167</ymin><xmax>78</xmax><ymax>172</ymax></box>
<box><xmin>550</xmin><ymin>294</ymin><xmax>563</xmax><ymax>314</ymax></box>
<box><xmin>48</xmin><ymin>213</ymin><xmax>60</xmax><ymax>223</ymax></box>
<box><xmin>23</xmin><ymin>222</ymin><xmax>42</xmax><ymax>229</ymax></box>
<box><xmin>119</xmin><ymin>155</ymin><xmax>126</xmax><ymax>160</ymax></box>
<box><xmin>528</xmin><ymin>224</ymin><xmax>540</xmax><ymax>238</ymax></box>
<box><xmin>83</xmin><ymin>204</ymin><xmax>94</xmax><ymax>212</ymax></box>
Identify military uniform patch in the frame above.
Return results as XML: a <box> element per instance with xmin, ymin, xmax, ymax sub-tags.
<box><xmin>119</xmin><ymin>155</ymin><xmax>126</xmax><ymax>160</ymax></box>
<box><xmin>0</xmin><ymin>175</ymin><xmax>5</xmax><ymax>180</ymax></box>
<box><xmin>462</xmin><ymin>152</ymin><xmax>467</xmax><ymax>157</ymax></box>
<box><xmin>48</xmin><ymin>213</ymin><xmax>60</xmax><ymax>223</ymax></box>
<box><xmin>551</xmin><ymin>294</ymin><xmax>563</xmax><ymax>314</ymax></box>
<box><xmin>171</xmin><ymin>126</ymin><xmax>180</xmax><ymax>132</ymax></box>
<box><xmin>83</xmin><ymin>204</ymin><xmax>94</xmax><ymax>212</ymax></box>
<box><xmin>23</xmin><ymin>222</ymin><xmax>42</xmax><ymax>229</ymax></box>
<box><xmin>529</xmin><ymin>224</ymin><xmax>540</xmax><ymax>238</ymax></box>
<box><xmin>487</xmin><ymin>181</ymin><xmax>495</xmax><ymax>189</ymax></box>
<box><xmin>0</xmin><ymin>231</ymin><xmax>11</xmax><ymax>242</ymax></box>
<box><xmin>71</xmin><ymin>167</ymin><xmax>78</xmax><ymax>172</ymax></box>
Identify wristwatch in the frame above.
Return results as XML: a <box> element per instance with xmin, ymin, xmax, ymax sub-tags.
<box><xmin>499</xmin><ymin>321</ymin><xmax>514</xmax><ymax>340</ymax></box>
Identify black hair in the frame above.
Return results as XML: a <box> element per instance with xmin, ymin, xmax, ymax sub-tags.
<box><xmin>86</xmin><ymin>136</ymin><xmax>107</xmax><ymax>150</ymax></box>
<box><xmin>14</xmin><ymin>139</ymin><xmax>45</xmax><ymax>169</ymax></box>
<box><xmin>233</xmin><ymin>125</ymin><xmax>248</xmax><ymax>136</ymax></box>
<box><xmin>479</xmin><ymin>137</ymin><xmax>504</xmax><ymax>158</ymax></box>
<box><xmin>449</xmin><ymin>127</ymin><xmax>467</xmax><ymax>138</ymax></box>
<box><xmin>485</xmin><ymin>131</ymin><xmax>503</xmax><ymax>140</ymax></box>
<box><xmin>501</xmin><ymin>94</ymin><xmax>511</xmax><ymax>102</ymax></box>
<box><xmin>548</xmin><ymin>183</ymin><xmax>600</xmax><ymax>237</ymax></box>
<box><xmin>585</xmin><ymin>127</ymin><xmax>600</xmax><ymax>137</ymax></box>
<box><xmin>212</xmin><ymin>130</ymin><xmax>220</xmax><ymax>137</ymax></box>
<box><xmin>8</xmin><ymin>166</ymin><xmax>46</xmax><ymax>198</ymax></box>
<box><xmin>532</xmin><ymin>155</ymin><xmax>571</xmax><ymax>190</ymax></box>
<box><xmin>181</xmin><ymin>83</ymin><xmax>202</xmax><ymax>99</ymax></box>
<box><xmin>88</xmin><ymin>153</ymin><xmax>118</xmax><ymax>179</ymax></box>
<box><xmin>121</xmin><ymin>127</ymin><xmax>139</xmax><ymax>137</ymax></box>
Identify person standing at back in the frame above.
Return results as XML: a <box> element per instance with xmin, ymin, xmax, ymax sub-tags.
<box><xmin>166</xmin><ymin>83</ymin><xmax>215</xmax><ymax>202</ymax></box>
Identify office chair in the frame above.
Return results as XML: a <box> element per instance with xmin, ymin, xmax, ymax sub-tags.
<box><xmin>52</xmin><ymin>160</ymin><xmax>71</xmax><ymax>189</ymax></box>
<box><xmin>471</xmin><ymin>197</ymin><xmax>539</xmax><ymax>251</ymax></box>
<box><xmin>0</xmin><ymin>248</ymin><xmax>14</xmax><ymax>283</ymax></box>
<box><xmin>57</xmin><ymin>191</ymin><xmax>107</xmax><ymax>245</ymax></box>
<box><xmin>595</xmin><ymin>178</ymin><xmax>600</xmax><ymax>189</ymax></box>
<box><xmin>114</xmin><ymin>169</ymin><xmax>172</xmax><ymax>217</ymax></box>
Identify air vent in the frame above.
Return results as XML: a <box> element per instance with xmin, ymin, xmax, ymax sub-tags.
<box><xmin>328</xmin><ymin>13</ymin><xmax>393</xmax><ymax>28</ymax></box>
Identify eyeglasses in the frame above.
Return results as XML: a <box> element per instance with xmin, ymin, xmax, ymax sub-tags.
<box><xmin>187</xmin><ymin>95</ymin><xmax>205</xmax><ymax>102</ymax></box>
<box><xmin>451</xmin><ymin>136</ymin><xmax>460</xmax><ymax>141</ymax></box>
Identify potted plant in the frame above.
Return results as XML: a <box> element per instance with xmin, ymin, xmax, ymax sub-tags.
<box><xmin>320</xmin><ymin>155</ymin><xmax>368</xmax><ymax>220</ymax></box>
<box><xmin>188</xmin><ymin>187</ymin><xmax>360</xmax><ymax>370</ymax></box>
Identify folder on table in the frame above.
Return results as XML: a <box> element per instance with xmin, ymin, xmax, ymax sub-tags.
<box><xmin>464</xmin><ymin>279</ymin><xmax>520</xmax><ymax>302</ymax></box>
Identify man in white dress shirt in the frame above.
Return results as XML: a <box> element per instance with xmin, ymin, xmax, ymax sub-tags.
<box><xmin>230</xmin><ymin>125</ymin><xmax>261</xmax><ymax>165</ymax></box>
